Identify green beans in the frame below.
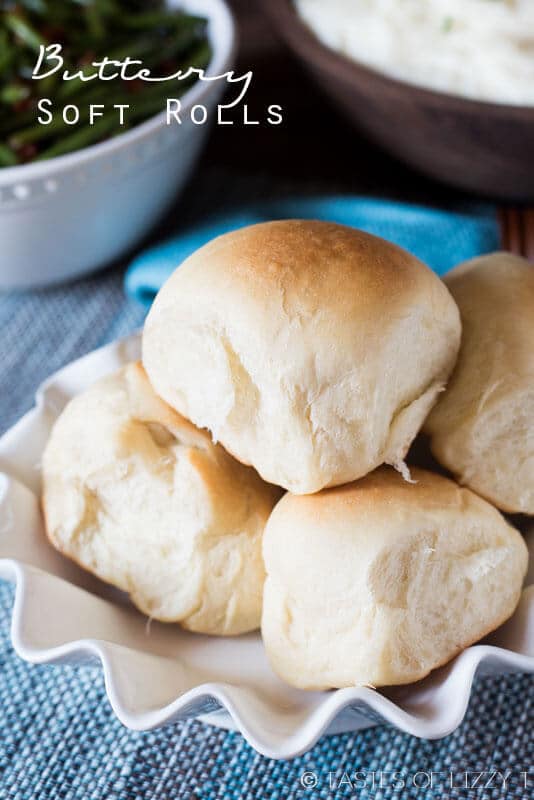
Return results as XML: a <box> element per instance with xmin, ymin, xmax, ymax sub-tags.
<box><xmin>0</xmin><ymin>83</ymin><xmax>30</xmax><ymax>104</ymax></box>
<box><xmin>4</xmin><ymin>13</ymin><xmax>45</xmax><ymax>51</ymax></box>
<box><xmin>0</xmin><ymin>0</ymin><xmax>210</xmax><ymax>165</ymax></box>
<box><xmin>0</xmin><ymin>142</ymin><xmax>18</xmax><ymax>166</ymax></box>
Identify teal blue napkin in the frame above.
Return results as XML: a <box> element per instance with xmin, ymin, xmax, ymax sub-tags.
<box><xmin>124</xmin><ymin>196</ymin><xmax>500</xmax><ymax>306</ymax></box>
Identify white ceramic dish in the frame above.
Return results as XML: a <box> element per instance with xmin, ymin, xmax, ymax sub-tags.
<box><xmin>0</xmin><ymin>0</ymin><xmax>235</xmax><ymax>289</ymax></box>
<box><xmin>0</xmin><ymin>333</ymin><xmax>533</xmax><ymax>760</ymax></box>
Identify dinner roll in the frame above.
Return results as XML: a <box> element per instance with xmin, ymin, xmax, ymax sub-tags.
<box><xmin>42</xmin><ymin>362</ymin><xmax>280</xmax><ymax>635</ymax></box>
<box><xmin>262</xmin><ymin>467</ymin><xmax>528</xmax><ymax>689</ymax></box>
<box><xmin>425</xmin><ymin>253</ymin><xmax>534</xmax><ymax>514</ymax></box>
<box><xmin>143</xmin><ymin>221</ymin><xmax>461</xmax><ymax>494</ymax></box>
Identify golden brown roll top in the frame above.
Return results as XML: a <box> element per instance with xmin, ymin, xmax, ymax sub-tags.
<box><xmin>261</xmin><ymin>467</ymin><xmax>528</xmax><ymax>689</ymax></box>
<box><xmin>143</xmin><ymin>220</ymin><xmax>461</xmax><ymax>493</ymax></box>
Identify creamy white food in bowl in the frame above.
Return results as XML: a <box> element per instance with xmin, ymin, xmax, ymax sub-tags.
<box><xmin>295</xmin><ymin>0</ymin><xmax>534</xmax><ymax>106</ymax></box>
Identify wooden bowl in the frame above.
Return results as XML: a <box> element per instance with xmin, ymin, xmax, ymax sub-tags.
<box><xmin>258</xmin><ymin>0</ymin><xmax>534</xmax><ymax>201</ymax></box>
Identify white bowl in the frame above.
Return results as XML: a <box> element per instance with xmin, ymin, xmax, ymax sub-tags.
<box><xmin>0</xmin><ymin>0</ymin><xmax>235</xmax><ymax>289</ymax></box>
<box><xmin>0</xmin><ymin>333</ymin><xmax>533</xmax><ymax>759</ymax></box>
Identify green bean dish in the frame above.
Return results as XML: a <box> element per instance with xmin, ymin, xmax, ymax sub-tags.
<box><xmin>0</xmin><ymin>0</ymin><xmax>211</xmax><ymax>165</ymax></box>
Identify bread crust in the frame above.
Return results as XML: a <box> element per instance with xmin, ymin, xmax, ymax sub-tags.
<box><xmin>42</xmin><ymin>362</ymin><xmax>281</xmax><ymax>635</ymax></box>
<box><xmin>143</xmin><ymin>221</ymin><xmax>461</xmax><ymax>493</ymax></box>
<box><xmin>261</xmin><ymin>466</ymin><xmax>528</xmax><ymax>688</ymax></box>
<box><xmin>425</xmin><ymin>252</ymin><xmax>534</xmax><ymax>514</ymax></box>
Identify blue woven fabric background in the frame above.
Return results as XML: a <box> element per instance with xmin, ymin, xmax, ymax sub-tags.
<box><xmin>0</xmin><ymin>211</ymin><xmax>533</xmax><ymax>797</ymax></box>
<box><xmin>123</xmin><ymin>196</ymin><xmax>499</xmax><ymax>306</ymax></box>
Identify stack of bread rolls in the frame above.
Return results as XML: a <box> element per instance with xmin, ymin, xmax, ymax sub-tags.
<box><xmin>42</xmin><ymin>221</ymin><xmax>532</xmax><ymax>689</ymax></box>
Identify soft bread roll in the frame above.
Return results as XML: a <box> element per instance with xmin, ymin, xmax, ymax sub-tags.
<box><xmin>143</xmin><ymin>221</ymin><xmax>461</xmax><ymax>494</ymax></box>
<box><xmin>424</xmin><ymin>253</ymin><xmax>534</xmax><ymax>514</ymax></box>
<box><xmin>262</xmin><ymin>467</ymin><xmax>528</xmax><ymax>689</ymax></box>
<box><xmin>42</xmin><ymin>363</ymin><xmax>280</xmax><ymax>635</ymax></box>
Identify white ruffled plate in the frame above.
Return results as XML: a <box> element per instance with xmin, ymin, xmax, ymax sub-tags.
<box><xmin>0</xmin><ymin>333</ymin><xmax>533</xmax><ymax>759</ymax></box>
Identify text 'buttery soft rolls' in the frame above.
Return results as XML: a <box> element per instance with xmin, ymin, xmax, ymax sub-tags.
<box><xmin>143</xmin><ymin>220</ymin><xmax>461</xmax><ymax>493</ymax></box>
<box><xmin>42</xmin><ymin>363</ymin><xmax>280</xmax><ymax>636</ymax></box>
